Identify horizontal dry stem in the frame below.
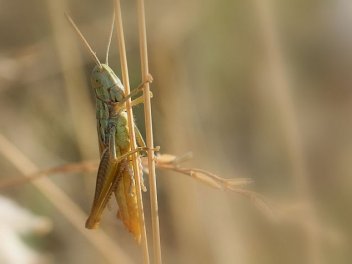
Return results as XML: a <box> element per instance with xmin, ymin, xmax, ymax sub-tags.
<box><xmin>0</xmin><ymin>153</ymin><xmax>274</xmax><ymax>220</ymax></box>
<box><xmin>0</xmin><ymin>160</ymin><xmax>98</xmax><ymax>189</ymax></box>
<box><xmin>147</xmin><ymin>154</ymin><xmax>275</xmax><ymax>220</ymax></box>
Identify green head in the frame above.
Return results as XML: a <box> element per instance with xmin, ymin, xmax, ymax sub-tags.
<box><xmin>91</xmin><ymin>64</ymin><xmax>125</xmax><ymax>102</ymax></box>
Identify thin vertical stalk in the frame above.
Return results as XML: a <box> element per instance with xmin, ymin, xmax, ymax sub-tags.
<box><xmin>136</xmin><ymin>0</ymin><xmax>162</xmax><ymax>263</ymax></box>
<box><xmin>114</xmin><ymin>1</ymin><xmax>150</xmax><ymax>263</ymax></box>
<box><xmin>46</xmin><ymin>0</ymin><xmax>97</xmax><ymax>161</ymax></box>
<box><xmin>252</xmin><ymin>0</ymin><xmax>321</xmax><ymax>263</ymax></box>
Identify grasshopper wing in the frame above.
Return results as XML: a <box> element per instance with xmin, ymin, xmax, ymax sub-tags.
<box><xmin>86</xmin><ymin>148</ymin><xmax>121</xmax><ymax>229</ymax></box>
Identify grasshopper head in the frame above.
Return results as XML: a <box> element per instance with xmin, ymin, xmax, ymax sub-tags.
<box><xmin>91</xmin><ymin>64</ymin><xmax>125</xmax><ymax>102</ymax></box>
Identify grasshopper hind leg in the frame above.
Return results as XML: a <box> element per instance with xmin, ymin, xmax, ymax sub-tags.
<box><xmin>125</xmin><ymin>159</ymin><xmax>136</xmax><ymax>196</ymax></box>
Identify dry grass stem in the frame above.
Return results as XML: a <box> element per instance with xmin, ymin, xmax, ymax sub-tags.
<box><xmin>0</xmin><ymin>160</ymin><xmax>98</xmax><ymax>189</ymax></box>
<box><xmin>0</xmin><ymin>154</ymin><xmax>274</xmax><ymax>220</ymax></box>
<box><xmin>0</xmin><ymin>155</ymin><xmax>252</xmax><ymax>193</ymax></box>
<box><xmin>155</xmin><ymin>165</ymin><xmax>253</xmax><ymax>191</ymax></box>
<box><xmin>114</xmin><ymin>1</ymin><xmax>150</xmax><ymax>263</ymax></box>
<box><xmin>0</xmin><ymin>134</ymin><xmax>131</xmax><ymax>264</ymax></box>
<box><xmin>47</xmin><ymin>1</ymin><xmax>97</xmax><ymax>163</ymax></box>
<box><xmin>145</xmin><ymin>154</ymin><xmax>275</xmax><ymax>219</ymax></box>
<box><xmin>147</xmin><ymin>154</ymin><xmax>253</xmax><ymax>190</ymax></box>
<box><xmin>136</xmin><ymin>0</ymin><xmax>162</xmax><ymax>263</ymax></box>
<box><xmin>253</xmin><ymin>0</ymin><xmax>322</xmax><ymax>262</ymax></box>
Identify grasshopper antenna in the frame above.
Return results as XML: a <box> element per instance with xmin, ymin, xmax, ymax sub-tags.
<box><xmin>65</xmin><ymin>13</ymin><xmax>102</xmax><ymax>68</ymax></box>
<box><xmin>105</xmin><ymin>12</ymin><xmax>115</xmax><ymax>66</ymax></box>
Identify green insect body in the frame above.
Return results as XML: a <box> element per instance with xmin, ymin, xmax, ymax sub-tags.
<box><xmin>85</xmin><ymin>64</ymin><xmax>143</xmax><ymax>242</ymax></box>
<box><xmin>91</xmin><ymin>64</ymin><xmax>125</xmax><ymax>152</ymax></box>
<box><xmin>65</xmin><ymin>14</ymin><xmax>145</xmax><ymax>242</ymax></box>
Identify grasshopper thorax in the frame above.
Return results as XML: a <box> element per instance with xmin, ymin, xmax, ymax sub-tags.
<box><xmin>91</xmin><ymin>64</ymin><xmax>125</xmax><ymax>102</ymax></box>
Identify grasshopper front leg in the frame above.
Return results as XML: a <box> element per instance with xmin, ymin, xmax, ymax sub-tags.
<box><xmin>118</xmin><ymin>74</ymin><xmax>153</xmax><ymax>106</ymax></box>
<box><xmin>96</xmin><ymin>75</ymin><xmax>153</xmax><ymax>108</ymax></box>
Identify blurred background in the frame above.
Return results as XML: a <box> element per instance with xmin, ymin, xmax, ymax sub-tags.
<box><xmin>0</xmin><ymin>0</ymin><xmax>351</xmax><ymax>263</ymax></box>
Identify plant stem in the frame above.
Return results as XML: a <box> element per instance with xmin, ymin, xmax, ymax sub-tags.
<box><xmin>114</xmin><ymin>1</ymin><xmax>150</xmax><ymax>263</ymax></box>
<box><xmin>136</xmin><ymin>0</ymin><xmax>162</xmax><ymax>263</ymax></box>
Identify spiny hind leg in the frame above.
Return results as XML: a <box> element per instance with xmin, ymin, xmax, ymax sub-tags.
<box><xmin>125</xmin><ymin>160</ymin><xmax>136</xmax><ymax>196</ymax></box>
<box><xmin>134</xmin><ymin>125</ymin><xmax>146</xmax><ymax>148</ymax></box>
<box><xmin>122</xmin><ymin>157</ymin><xmax>146</xmax><ymax>195</ymax></box>
<box><xmin>124</xmin><ymin>153</ymin><xmax>150</xmax><ymax>195</ymax></box>
<box><xmin>132</xmin><ymin>125</ymin><xmax>147</xmax><ymax>192</ymax></box>
<box><xmin>137</xmin><ymin>156</ymin><xmax>147</xmax><ymax>192</ymax></box>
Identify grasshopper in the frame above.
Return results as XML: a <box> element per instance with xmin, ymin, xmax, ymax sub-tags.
<box><xmin>66</xmin><ymin>14</ymin><xmax>154</xmax><ymax>242</ymax></box>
